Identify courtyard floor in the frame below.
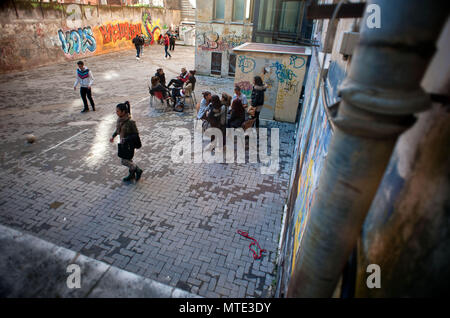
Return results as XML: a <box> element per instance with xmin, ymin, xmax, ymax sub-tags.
<box><xmin>0</xmin><ymin>45</ymin><xmax>296</xmax><ymax>298</ymax></box>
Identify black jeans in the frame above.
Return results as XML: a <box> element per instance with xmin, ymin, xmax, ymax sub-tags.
<box><xmin>80</xmin><ymin>87</ymin><xmax>95</xmax><ymax>110</ymax></box>
<box><xmin>135</xmin><ymin>45</ymin><xmax>141</xmax><ymax>57</ymax></box>
<box><xmin>170</xmin><ymin>42</ymin><xmax>175</xmax><ymax>51</ymax></box>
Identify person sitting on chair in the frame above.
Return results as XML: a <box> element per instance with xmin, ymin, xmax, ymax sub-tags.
<box><xmin>149</xmin><ymin>76</ymin><xmax>169</xmax><ymax>101</ymax></box>
<box><xmin>155</xmin><ymin>68</ymin><xmax>166</xmax><ymax>88</ymax></box>
<box><xmin>167</xmin><ymin>67</ymin><xmax>189</xmax><ymax>88</ymax></box>
<box><xmin>181</xmin><ymin>70</ymin><xmax>196</xmax><ymax>98</ymax></box>
<box><xmin>228</xmin><ymin>98</ymin><xmax>246</xmax><ymax>128</ymax></box>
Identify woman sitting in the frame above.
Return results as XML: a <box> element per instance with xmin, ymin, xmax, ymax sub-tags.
<box><xmin>181</xmin><ymin>70</ymin><xmax>196</xmax><ymax>98</ymax></box>
<box><xmin>227</xmin><ymin>98</ymin><xmax>245</xmax><ymax>128</ymax></box>
<box><xmin>149</xmin><ymin>76</ymin><xmax>169</xmax><ymax>101</ymax></box>
<box><xmin>155</xmin><ymin>68</ymin><xmax>166</xmax><ymax>88</ymax></box>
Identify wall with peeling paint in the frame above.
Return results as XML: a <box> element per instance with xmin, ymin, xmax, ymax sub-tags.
<box><xmin>0</xmin><ymin>1</ymin><xmax>181</xmax><ymax>73</ymax></box>
<box><xmin>195</xmin><ymin>0</ymin><xmax>253</xmax><ymax>77</ymax></box>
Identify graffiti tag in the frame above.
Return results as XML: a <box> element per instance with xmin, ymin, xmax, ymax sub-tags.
<box><xmin>289</xmin><ymin>55</ymin><xmax>306</xmax><ymax>69</ymax></box>
<box><xmin>58</xmin><ymin>27</ymin><xmax>96</xmax><ymax>56</ymax></box>
<box><xmin>270</xmin><ymin>61</ymin><xmax>297</xmax><ymax>84</ymax></box>
<box><xmin>98</xmin><ymin>22</ymin><xmax>142</xmax><ymax>44</ymax></box>
<box><xmin>238</xmin><ymin>56</ymin><xmax>256</xmax><ymax>74</ymax></box>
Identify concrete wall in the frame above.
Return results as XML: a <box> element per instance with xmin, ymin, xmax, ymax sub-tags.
<box><xmin>195</xmin><ymin>0</ymin><xmax>253</xmax><ymax>77</ymax></box>
<box><xmin>0</xmin><ymin>1</ymin><xmax>181</xmax><ymax>73</ymax></box>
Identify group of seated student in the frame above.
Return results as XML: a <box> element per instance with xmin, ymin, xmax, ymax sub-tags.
<box><xmin>197</xmin><ymin>85</ymin><xmax>256</xmax><ymax>138</ymax></box>
<box><xmin>149</xmin><ymin>67</ymin><xmax>197</xmax><ymax>108</ymax></box>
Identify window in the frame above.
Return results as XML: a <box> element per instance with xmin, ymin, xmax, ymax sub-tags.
<box><xmin>233</xmin><ymin>0</ymin><xmax>254</xmax><ymax>22</ymax></box>
<box><xmin>214</xmin><ymin>0</ymin><xmax>226</xmax><ymax>20</ymax></box>
<box><xmin>253</xmin><ymin>0</ymin><xmax>314</xmax><ymax>45</ymax></box>
<box><xmin>279</xmin><ymin>1</ymin><xmax>302</xmax><ymax>33</ymax></box>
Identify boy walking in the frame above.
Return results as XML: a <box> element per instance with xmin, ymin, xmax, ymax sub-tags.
<box><xmin>164</xmin><ymin>33</ymin><xmax>172</xmax><ymax>59</ymax></box>
<box><xmin>74</xmin><ymin>61</ymin><xmax>95</xmax><ymax>113</ymax></box>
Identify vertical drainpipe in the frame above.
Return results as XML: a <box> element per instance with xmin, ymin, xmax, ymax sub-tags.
<box><xmin>286</xmin><ymin>0</ymin><xmax>449</xmax><ymax>298</ymax></box>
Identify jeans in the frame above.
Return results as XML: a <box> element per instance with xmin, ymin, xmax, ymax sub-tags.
<box><xmin>135</xmin><ymin>45</ymin><xmax>140</xmax><ymax>57</ymax></box>
<box><xmin>80</xmin><ymin>87</ymin><xmax>95</xmax><ymax>110</ymax></box>
<box><xmin>165</xmin><ymin>45</ymin><xmax>171</xmax><ymax>58</ymax></box>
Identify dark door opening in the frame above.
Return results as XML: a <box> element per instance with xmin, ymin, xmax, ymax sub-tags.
<box><xmin>229</xmin><ymin>53</ymin><xmax>237</xmax><ymax>77</ymax></box>
<box><xmin>211</xmin><ymin>52</ymin><xmax>222</xmax><ymax>75</ymax></box>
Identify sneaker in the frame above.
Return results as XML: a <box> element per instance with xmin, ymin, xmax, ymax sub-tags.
<box><xmin>135</xmin><ymin>168</ymin><xmax>143</xmax><ymax>181</ymax></box>
<box><xmin>81</xmin><ymin>109</ymin><xmax>89</xmax><ymax>113</ymax></box>
<box><xmin>92</xmin><ymin>106</ymin><xmax>96</xmax><ymax>111</ymax></box>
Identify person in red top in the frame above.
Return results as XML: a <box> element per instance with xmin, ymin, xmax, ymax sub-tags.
<box><xmin>164</xmin><ymin>33</ymin><xmax>171</xmax><ymax>59</ymax></box>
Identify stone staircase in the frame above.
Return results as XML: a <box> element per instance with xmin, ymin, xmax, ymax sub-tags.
<box><xmin>180</xmin><ymin>0</ymin><xmax>196</xmax><ymax>23</ymax></box>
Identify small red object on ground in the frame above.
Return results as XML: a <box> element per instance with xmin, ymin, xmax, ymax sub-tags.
<box><xmin>237</xmin><ymin>230</ymin><xmax>267</xmax><ymax>260</ymax></box>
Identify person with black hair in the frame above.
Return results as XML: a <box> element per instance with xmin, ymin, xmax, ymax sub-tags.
<box><xmin>110</xmin><ymin>101</ymin><xmax>143</xmax><ymax>182</ymax></box>
<box><xmin>155</xmin><ymin>68</ymin><xmax>166</xmax><ymax>87</ymax></box>
<box><xmin>132</xmin><ymin>34</ymin><xmax>142</xmax><ymax>60</ymax></box>
<box><xmin>74</xmin><ymin>60</ymin><xmax>95</xmax><ymax>113</ymax></box>
<box><xmin>250</xmin><ymin>76</ymin><xmax>267</xmax><ymax>128</ymax></box>
<box><xmin>181</xmin><ymin>70</ymin><xmax>196</xmax><ymax>97</ymax></box>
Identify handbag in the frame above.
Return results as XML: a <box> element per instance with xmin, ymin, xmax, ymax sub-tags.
<box><xmin>118</xmin><ymin>142</ymin><xmax>134</xmax><ymax>160</ymax></box>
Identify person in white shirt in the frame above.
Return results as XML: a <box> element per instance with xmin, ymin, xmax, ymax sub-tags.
<box><xmin>232</xmin><ymin>85</ymin><xmax>248</xmax><ymax>108</ymax></box>
<box><xmin>74</xmin><ymin>61</ymin><xmax>95</xmax><ymax>113</ymax></box>
<box><xmin>197</xmin><ymin>91</ymin><xmax>212</xmax><ymax>120</ymax></box>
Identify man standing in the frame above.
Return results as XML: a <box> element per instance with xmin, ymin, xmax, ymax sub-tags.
<box><xmin>169</xmin><ymin>33</ymin><xmax>176</xmax><ymax>51</ymax></box>
<box><xmin>139</xmin><ymin>33</ymin><xmax>145</xmax><ymax>56</ymax></box>
<box><xmin>132</xmin><ymin>34</ymin><xmax>141</xmax><ymax>60</ymax></box>
<box><xmin>74</xmin><ymin>61</ymin><xmax>95</xmax><ymax>113</ymax></box>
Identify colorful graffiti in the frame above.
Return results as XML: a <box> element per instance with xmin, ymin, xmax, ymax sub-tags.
<box><xmin>58</xmin><ymin>27</ymin><xmax>96</xmax><ymax>56</ymax></box>
<box><xmin>98</xmin><ymin>22</ymin><xmax>142</xmax><ymax>44</ymax></box>
<box><xmin>142</xmin><ymin>11</ymin><xmax>162</xmax><ymax>45</ymax></box>
<box><xmin>236</xmin><ymin>80</ymin><xmax>253</xmax><ymax>98</ymax></box>
<box><xmin>198</xmin><ymin>31</ymin><xmax>249</xmax><ymax>51</ymax></box>
<box><xmin>238</xmin><ymin>56</ymin><xmax>256</xmax><ymax>74</ymax></box>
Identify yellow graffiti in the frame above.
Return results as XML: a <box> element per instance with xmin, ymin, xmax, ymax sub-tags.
<box><xmin>291</xmin><ymin>159</ymin><xmax>314</xmax><ymax>270</ymax></box>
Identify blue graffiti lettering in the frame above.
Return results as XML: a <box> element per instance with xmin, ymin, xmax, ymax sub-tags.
<box><xmin>238</xmin><ymin>56</ymin><xmax>256</xmax><ymax>74</ymax></box>
<box><xmin>289</xmin><ymin>55</ymin><xmax>306</xmax><ymax>69</ymax></box>
<box><xmin>270</xmin><ymin>61</ymin><xmax>297</xmax><ymax>84</ymax></box>
<box><xmin>58</xmin><ymin>27</ymin><xmax>97</xmax><ymax>56</ymax></box>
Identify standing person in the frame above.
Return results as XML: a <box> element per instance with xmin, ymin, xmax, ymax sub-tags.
<box><xmin>169</xmin><ymin>33</ymin><xmax>176</xmax><ymax>51</ymax></box>
<box><xmin>74</xmin><ymin>61</ymin><xmax>95</xmax><ymax>113</ymax></box>
<box><xmin>164</xmin><ymin>33</ymin><xmax>172</xmax><ymax>59</ymax></box>
<box><xmin>232</xmin><ymin>86</ymin><xmax>248</xmax><ymax>108</ymax></box>
<box><xmin>132</xmin><ymin>34</ymin><xmax>141</xmax><ymax>60</ymax></box>
<box><xmin>109</xmin><ymin>101</ymin><xmax>143</xmax><ymax>182</ymax></box>
<box><xmin>155</xmin><ymin>68</ymin><xmax>166</xmax><ymax>87</ymax></box>
<box><xmin>250</xmin><ymin>76</ymin><xmax>267</xmax><ymax>129</ymax></box>
<box><xmin>139</xmin><ymin>33</ymin><xmax>145</xmax><ymax>57</ymax></box>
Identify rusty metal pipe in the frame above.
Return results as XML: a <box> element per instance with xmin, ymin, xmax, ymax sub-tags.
<box><xmin>287</xmin><ymin>0</ymin><xmax>448</xmax><ymax>297</ymax></box>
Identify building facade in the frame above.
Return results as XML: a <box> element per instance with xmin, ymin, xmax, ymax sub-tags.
<box><xmin>195</xmin><ymin>0</ymin><xmax>254</xmax><ymax>77</ymax></box>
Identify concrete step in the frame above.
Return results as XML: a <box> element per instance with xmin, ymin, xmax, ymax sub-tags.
<box><xmin>0</xmin><ymin>224</ymin><xmax>201</xmax><ymax>298</ymax></box>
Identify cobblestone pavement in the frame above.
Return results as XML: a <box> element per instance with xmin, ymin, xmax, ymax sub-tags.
<box><xmin>0</xmin><ymin>45</ymin><xmax>296</xmax><ymax>298</ymax></box>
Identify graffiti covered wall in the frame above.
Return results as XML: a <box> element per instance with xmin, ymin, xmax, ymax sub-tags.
<box><xmin>194</xmin><ymin>0</ymin><xmax>253</xmax><ymax>77</ymax></box>
<box><xmin>0</xmin><ymin>1</ymin><xmax>181</xmax><ymax>73</ymax></box>
<box><xmin>233</xmin><ymin>49</ymin><xmax>309</xmax><ymax>123</ymax></box>
<box><xmin>277</xmin><ymin>47</ymin><xmax>337</xmax><ymax>295</ymax></box>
